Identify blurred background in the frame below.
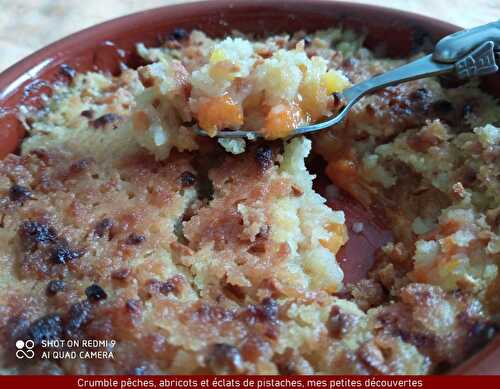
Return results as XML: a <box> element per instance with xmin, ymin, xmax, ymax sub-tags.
<box><xmin>0</xmin><ymin>0</ymin><xmax>497</xmax><ymax>72</ymax></box>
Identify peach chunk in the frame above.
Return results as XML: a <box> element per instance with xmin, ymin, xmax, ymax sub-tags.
<box><xmin>321</xmin><ymin>223</ymin><xmax>349</xmax><ymax>253</ymax></box>
<box><xmin>198</xmin><ymin>94</ymin><xmax>244</xmax><ymax>136</ymax></box>
<box><xmin>262</xmin><ymin>103</ymin><xmax>304</xmax><ymax>140</ymax></box>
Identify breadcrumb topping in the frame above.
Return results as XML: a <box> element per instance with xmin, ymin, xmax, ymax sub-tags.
<box><xmin>0</xmin><ymin>28</ymin><xmax>498</xmax><ymax>375</ymax></box>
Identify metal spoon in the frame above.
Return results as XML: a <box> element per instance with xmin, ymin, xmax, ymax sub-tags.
<box><xmin>196</xmin><ymin>20</ymin><xmax>500</xmax><ymax>139</ymax></box>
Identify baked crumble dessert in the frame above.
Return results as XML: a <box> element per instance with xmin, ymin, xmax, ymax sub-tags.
<box><xmin>0</xmin><ymin>28</ymin><xmax>498</xmax><ymax>375</ymax></box>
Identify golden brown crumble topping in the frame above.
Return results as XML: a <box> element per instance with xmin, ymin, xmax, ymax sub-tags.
<box><xmin>0</xmin><ymin>28</ymin><xmax>498</xmax><ymax>375</ymax></box>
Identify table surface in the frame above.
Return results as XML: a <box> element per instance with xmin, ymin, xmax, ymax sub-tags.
<box><xmin>0</xmin><ymin>0</ymin><xmax>498</xmax><ymax>72</ymax></box>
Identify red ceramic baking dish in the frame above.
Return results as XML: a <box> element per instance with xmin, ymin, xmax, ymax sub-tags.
<box><xmin>0</xmin><ymin>0</ymin><xmax>498</xmax><ymax>375</ymax></box>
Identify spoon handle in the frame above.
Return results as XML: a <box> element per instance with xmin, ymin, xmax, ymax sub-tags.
<box><xmin>433</xmin><ymin>20</ymin><xmax>500</xmax><ymax>63</ymax></box>
<box><xmin>342</xmin><ymin>54</ymin><xmax>453</xmax><ymax>104</ymax></box>
<box><xmin>343</xmin><ymin>37</ymin><xmax>499</xmax><ymax>105</ymax></box>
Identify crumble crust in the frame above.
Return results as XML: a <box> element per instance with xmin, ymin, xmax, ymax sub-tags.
<box><xmin>0</xmin><ymin>28</ymin><xmax>498</xmax><ymax>375</ymax></box>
